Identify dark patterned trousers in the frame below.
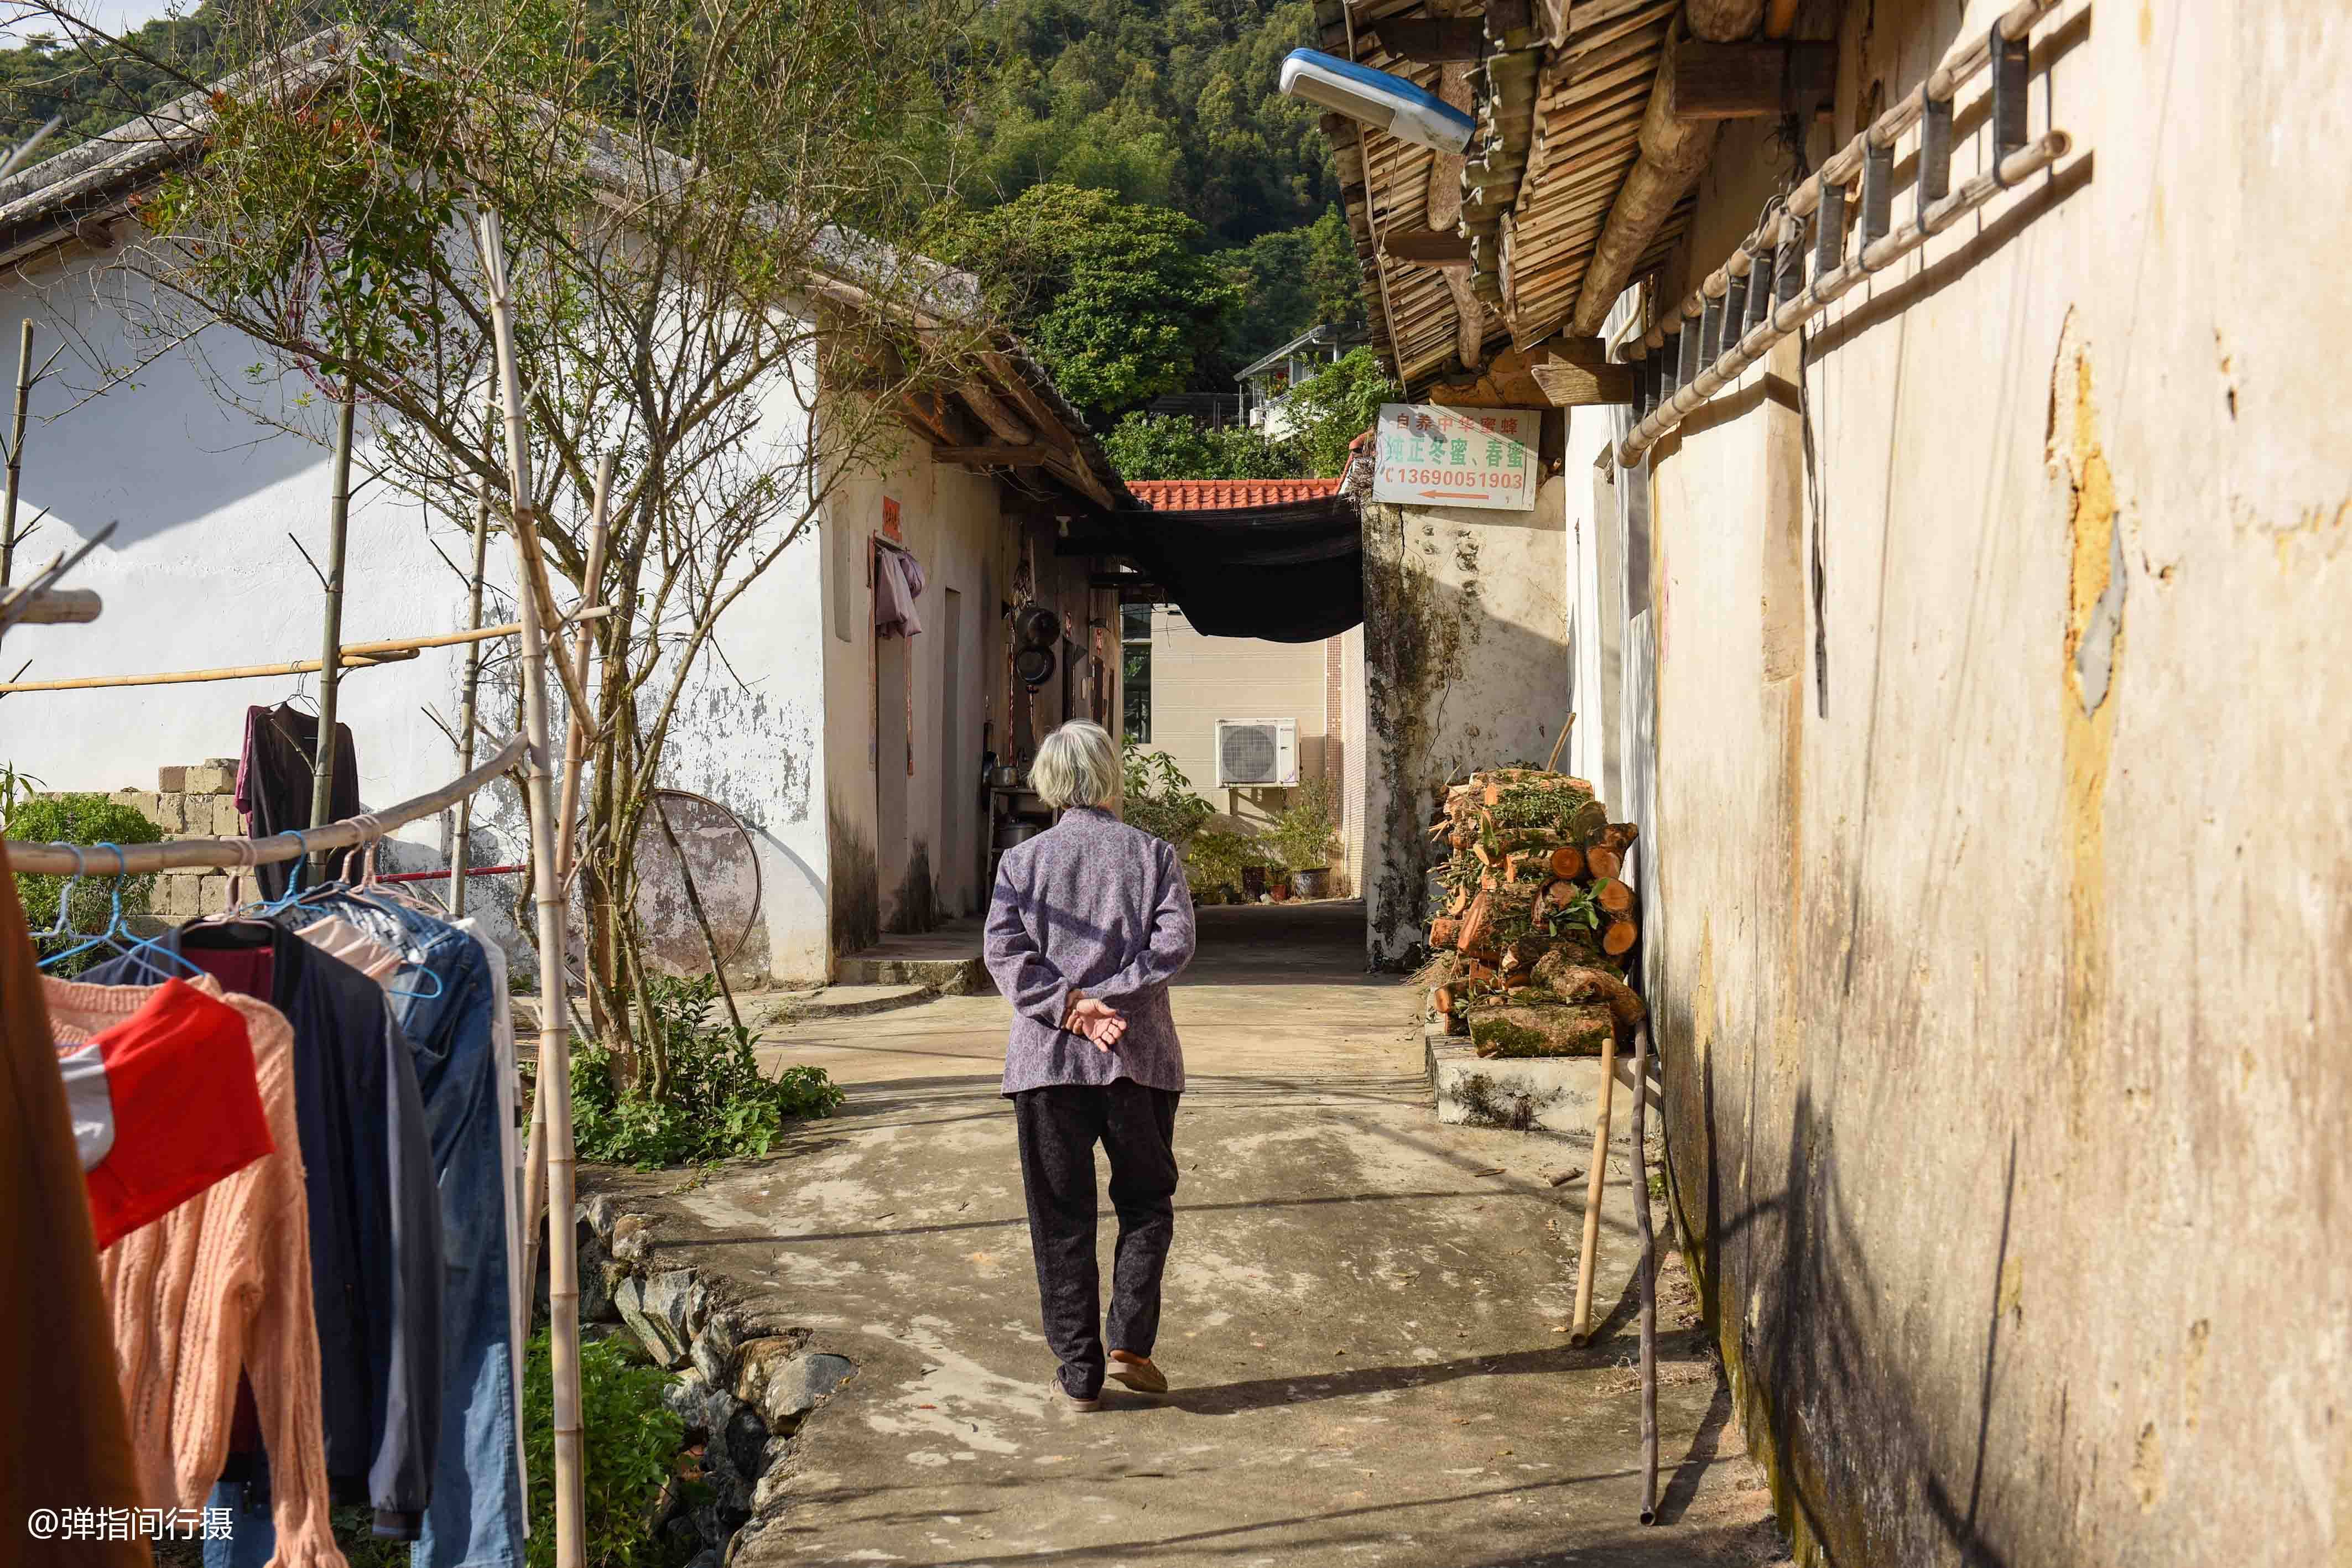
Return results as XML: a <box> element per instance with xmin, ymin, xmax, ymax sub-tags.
<box><xmin>1012</xmin><ymin>1079</ymin><xmax>1181</xmax><ymax>1399</ymax></box>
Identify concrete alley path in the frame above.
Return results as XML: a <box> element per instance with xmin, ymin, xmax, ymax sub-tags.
<box><xmin>600</xmin><ymin>901</ymin><xmax>1784</xmax><ymax>1567</ymax></box>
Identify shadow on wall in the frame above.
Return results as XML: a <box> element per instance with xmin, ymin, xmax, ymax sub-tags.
<box><xmin>1362</xmin><ymin>504</ymin><xmax>1573</xmax><ymax>964</ymax></box>
<box><xmin>1665</xmin><ymin>1025</ymin><xmax>2026</xmax><ymax>1568</ymax></box>
<box><xmin>886</xmin><ymin>839</ymin><xmax>940</xmax><ymax>935</ymax></box>
<box><xmin>828</xmin><ymin>795</ymin><xmax>879</xmax><ymax>958</ymax></box>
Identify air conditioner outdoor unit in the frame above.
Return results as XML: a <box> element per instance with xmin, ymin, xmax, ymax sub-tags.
<box><xmin>1215</xmin><ymin>718</ymin><xmax>1299</xmax><ymax>788</ymax></box>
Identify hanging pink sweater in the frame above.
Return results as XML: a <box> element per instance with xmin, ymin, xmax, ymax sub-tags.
<box><xmin>46</xmin><ymin>975</ymin><xmax>346</xmax><ymax>1568</ymax></box>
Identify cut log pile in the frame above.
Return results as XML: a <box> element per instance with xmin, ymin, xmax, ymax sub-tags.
<box><xmin>1420</xmin><ymin>768</ymin><xmax>1642</xmax><ymax>1058</ymax></box>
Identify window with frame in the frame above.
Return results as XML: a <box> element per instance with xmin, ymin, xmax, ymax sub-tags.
<box><xmin>1121</xmin><ymin>602</ymin><xmax>1153</xmax><ymax>742</ymax></box>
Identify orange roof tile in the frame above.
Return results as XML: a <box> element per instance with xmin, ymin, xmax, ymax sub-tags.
<box><xmin>1127</xmin><ymin>478</ymin><xmax>1343</xmax><ymax>512</ymax></box>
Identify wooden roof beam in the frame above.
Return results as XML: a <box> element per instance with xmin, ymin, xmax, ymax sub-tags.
<box><xmin>1568</xmin><ymin>33</ymin><xmax>1719</xmax><ymax>336</ymax></box>
<box><xmin>1685</xmin><ymin>0</ymin><xmax>1765</xmax><ymax>42</ymax></box>
<box><xmin>933</xmin><ymin>444</ymin><xmax>1047</xmax><ymax>466</ymax></box>
<box><xmin>954</xmin><ymin>379</ymin><xmax>1037</xmax><ymax>446</ymax></box>
<box><xmin>1368</xmin><ymin>17</ymin><xmax>1487</xmax><ymax>62</ymax></box>
<box><xmin>1673</xmin><ymin>38</ymin><xmax>1836</xmax><ymax>119</ymax></box>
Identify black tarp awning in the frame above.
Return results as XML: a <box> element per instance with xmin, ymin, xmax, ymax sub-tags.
<box><xmin>1116</xmin><ymin>495</ymin><xmax>1362</xmax><ymax>643</ymax></box>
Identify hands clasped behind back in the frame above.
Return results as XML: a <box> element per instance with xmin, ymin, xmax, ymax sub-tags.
<box><xmin>1062</xmin><ymin>990</ymin><xmax>1127</xmax><ymax>1051</ymax></box>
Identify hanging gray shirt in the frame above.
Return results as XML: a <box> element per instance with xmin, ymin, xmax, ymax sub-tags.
<box><xmin>985</xmin><ymin>806</ymin><xmax>1196</xmax><ymax>1096</ymax></box>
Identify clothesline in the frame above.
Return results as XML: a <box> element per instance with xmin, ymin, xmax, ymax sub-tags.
<box><xmin>4</xmin><ymin>732</ymin><xmax>529</xmax><ymax>875</ymax></box>
<box><xmin>0</xmin><ymin>606</ymin><xmax>611</xmax><ymax>695</ymax></box>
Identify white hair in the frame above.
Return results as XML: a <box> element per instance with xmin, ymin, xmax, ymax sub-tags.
<box><xmin>1032</xmin><ymin>720</ymin><xmax>1120</xmax><ymax>811</ymax></box>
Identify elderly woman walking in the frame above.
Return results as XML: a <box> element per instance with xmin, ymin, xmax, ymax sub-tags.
<box><xmin>985</xmin><ymin>719</ymin><xmax>1198</xmax><ymax>1410</ymax></box>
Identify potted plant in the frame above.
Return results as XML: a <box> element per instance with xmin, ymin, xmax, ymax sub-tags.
<box><xmin>1269</xmin><ymin>779</ymin><xmax>1342</xmax><ymax>900</ymax></box>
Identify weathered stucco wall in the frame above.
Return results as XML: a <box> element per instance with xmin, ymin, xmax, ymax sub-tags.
<box><xmin>1628</xmin><ymin>3</ymin><xmax>2352</xmax><ymax>1563</ymax></box>
<box><xmin>819</xmin><ymin>435</ymin><xmax>1008</xmax><ymax>951</ymax></box>
<box><xmin>1361</xmin><ymin>472</ymin><xmax>1572</xmax><ymax>962</ymax></box>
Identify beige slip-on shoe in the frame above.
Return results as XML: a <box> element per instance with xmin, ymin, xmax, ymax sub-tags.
<box><xmin>1107</xmin><ymin>1351</ymin><xmax>1168</xmax><ymax>1394</ymax></box>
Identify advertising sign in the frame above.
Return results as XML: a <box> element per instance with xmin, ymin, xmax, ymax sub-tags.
<box><xmin>1370</xmin><ymin>403</ymin><xmax>1541</xmax><ymax>511</ymax></box>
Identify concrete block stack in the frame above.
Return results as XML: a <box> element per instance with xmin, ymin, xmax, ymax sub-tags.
<box><xmin>122</xmin><ymin>759</ymin><xmax>243</xmax><ymax>919</ymax></box>
<box><xmin>1421</xmin><ymin>767</ymin><xmax>1641</xmax><ymax>1058</ymax></box>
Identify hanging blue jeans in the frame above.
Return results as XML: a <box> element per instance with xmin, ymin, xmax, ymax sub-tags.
<box><xmin>320</xmin><ymin>894</ymin><xmax>523</xmax><ymax>1568</ymax></box>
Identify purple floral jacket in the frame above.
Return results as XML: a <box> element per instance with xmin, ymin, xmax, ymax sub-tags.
<box><xmin>984</xmin><ymin>806</ymin><xmax>1196</xmax><ymax>1096</ymax></box>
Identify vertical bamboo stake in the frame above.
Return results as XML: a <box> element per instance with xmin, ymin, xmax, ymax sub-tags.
<box><xmin>308</xmin><ymin>392</ymin><xmax>359</xmax><ymax>879</ymax></box>
<box><xmin>1568</xmin><ymin>1027</ymin><xmax>1619</xmax><ymax>1343</ymax></box>
<box><xmin>480</xmin><ymin>210</ymin><xmax>586</xmax><ymax>1568</ymax></box>
<box><xmin>519</xmin><ymin>451</ymin><xmax>613</xmax><ymax>1322</ymax></box>
<box><xmin>450</xmin><ymin>478</ymin><xmax>493</xmax><ymax>919</ymax></box>
<box><xmin>1</xmin><ymin>320</ymin><xmax>33</xmax><ymax>588</ymax></box>
<box><xmin>1630</xmin><ymin>1018</ymin><xmax>1659</xmax><ymax>1523</ymax></box>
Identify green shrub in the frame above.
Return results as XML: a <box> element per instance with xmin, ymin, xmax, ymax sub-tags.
<box><xmin>1182</xmin><ymin>823</ymin><xmax>1272</xmax><ymax>905</ymax></box>
<box><xmin>1267</xmin><ymin>778</ymin><xmax>1342</xmax><ymax>871</ymax></box>
<box><xmin>1120</xmin><ymin>738</ymin><xmax>1213</xmax><ymax>848</ymax></box>
<box><xmin>570</xmin><ymin>974</ymin><xmax>845</xmax><ymax>1167</ymax></box>
<box><xmin>6</xmin><ymin>791</ymin><xmax>166</xmax><ymax>975</ymax></box>
<box><xmin>521</xmin><ymin>1330</ymin><xmax>686</xmax><ymax>1568</ymax></box>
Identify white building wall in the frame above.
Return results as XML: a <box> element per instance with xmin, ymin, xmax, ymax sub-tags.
<box><xmin>1139</xmin><ymin>608</ymin><xmax>1334</xmax><ymax>842</ymax></box>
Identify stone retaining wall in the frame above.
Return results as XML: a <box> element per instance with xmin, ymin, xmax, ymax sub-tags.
<box><xmin>568</xmin><ymin>1194</ymin><xmax>854</xmax><ymax>1566</ymax></box>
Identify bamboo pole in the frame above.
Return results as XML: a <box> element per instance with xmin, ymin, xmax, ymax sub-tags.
<box><xmin>519</xmin><ymin>452</ymin><xmax>615</xmax><ymax>1311</ymax></box>
<box><xmin>0</xmin><ymin>611</ymin><xmax>608</xmax><ymax>693</ymax></box>
<box><xmin>1568</xmin><ymin>1025</ymin><xmax>1619</xmax><ymax>1344</ymax></box>
<box><xmin>480</xmin><ymin>209</ymin><xmax>587</xmax><ymax>1568</ymax></box>
<box><xmin>450</xmin><ymin>478</ymin><xmax>495</xmax><ymax>920</ymax></box>
<box><xmin>1630</xmin><ymin>1018</ymin><xmax>1659</xmax><ymax>1523</ymax></box>
<box><xmin>6</xmin><ymin>734</ymin><xmax>528</xmax><ymax>873</ymax></box>
<box><xmin>308</xmin><ymin>392</ymin><xmax>358</xmax><ymax>881</ymax></box>
<box><xmin>1</xmin><ymin>320</ymin><xmax>33</xmax><ymax>588</ymax></box>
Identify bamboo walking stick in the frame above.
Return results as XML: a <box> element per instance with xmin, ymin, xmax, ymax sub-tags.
<box><xmin>1630</xmin><ymin>1017</ymin><xmax>1659</xmax><ymax>1522</ymax></box>
<box><xmin>1568</xmin><ymin>1024</ymin><xmax>1617</xmax><ymax>1344</ymax></box>
<box><xmin>519</xmin><ymin>452</ymin><xmax>612</xmax><ymax>1328</ymax></box>
<box><xmin>481</xmin><ymin>210</ymin><xmax>587</xmax><ymax>1568</ymax></box>
<box><xmin>450</xmin><ymin>478</ymin><xmax>493</xmax><ymax>920</ymax></box>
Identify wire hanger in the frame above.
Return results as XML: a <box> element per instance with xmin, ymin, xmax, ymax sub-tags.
<box><xmin>302</xmin><ymin>842</ymin><xmax>445</xmax><ymax>1002</ymax></box>
<box><xmin>32</xmin><ymin>845</ymin><xmax>86</xmax><ymax>944</ymax></box>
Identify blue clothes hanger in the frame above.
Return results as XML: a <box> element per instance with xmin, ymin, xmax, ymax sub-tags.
<box><xmin>39</xmin><ymin>843</ymin><xmax>206</xmax><ymax>982</ymax></box>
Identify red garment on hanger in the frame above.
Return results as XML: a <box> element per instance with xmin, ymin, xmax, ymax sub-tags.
<box><xmin>52</xmin><ymin>977</ymin><xmax>274</xmax><ymax>1250</ymax></box>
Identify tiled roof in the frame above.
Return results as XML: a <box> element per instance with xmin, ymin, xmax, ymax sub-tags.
<box><xmin>1128</xmin><ymin>478</ymin><xmax>1344</xmax><ymax>511</ymax></box>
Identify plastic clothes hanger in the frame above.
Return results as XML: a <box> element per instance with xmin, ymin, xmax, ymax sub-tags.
<box><xmin>39</xmin><ymin>844</ymin><xmax>206</xmax><ymax>981</ymax></box>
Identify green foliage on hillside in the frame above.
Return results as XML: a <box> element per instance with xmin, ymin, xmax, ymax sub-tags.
<box><xmin>949</xmin><ymin>0</ymin><xmax>1331</xmax><ymax>247</ymax></box>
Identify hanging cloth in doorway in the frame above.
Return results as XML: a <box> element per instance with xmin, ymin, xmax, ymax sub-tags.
<box><xmin>874</xmin><ymin>536</ymin><xmax>927</xmax><ymax>638</ymax></box>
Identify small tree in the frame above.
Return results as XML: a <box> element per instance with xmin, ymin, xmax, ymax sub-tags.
<box><xmin>940</xmin><ymin>183</ymin><xmax>1240</xmax><ymax>423</ymax></box>
<box><xmin>17</xmin><ymin>0</ymin><xmax>997</xmax><ymax>1088</ymax></box>
<box><xmin>1282</xmin><ymin>347</ymin><xmax>1398</xmax><ymax>478</ymax></box>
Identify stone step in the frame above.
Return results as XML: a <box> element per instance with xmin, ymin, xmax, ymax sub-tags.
<box><xmin>831</xmin><ymin>952</ymin><xmax>990</xmax><ymax>993</ymax></box>
<box><xmin>1426</xmin><ymin>1025</ymin><xmax>1651</xmax><ymax>1135</ymax></box>
<box><xmin>758</xmin><ymin>982</ymin><xmax>937</xmax><ymax>1026</ymax></box>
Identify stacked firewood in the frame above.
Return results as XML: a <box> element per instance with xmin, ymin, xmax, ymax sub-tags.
<box><xmin>1422</xmin><ymin>768</ymin><xmax>1642</xmax><ymax>1058</ymax></box>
